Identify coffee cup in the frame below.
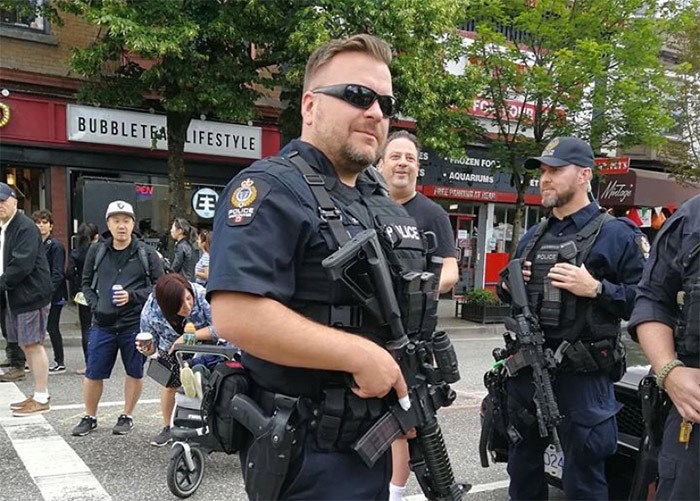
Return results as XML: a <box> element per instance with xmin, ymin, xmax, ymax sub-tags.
<box><xmin>135</xmin><ymin>332</ymin><xmax>154</xmax><ymax>353</ymax></box>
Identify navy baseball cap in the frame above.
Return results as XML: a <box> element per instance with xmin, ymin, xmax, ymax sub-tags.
<box><xmin>524</xmin><ymin>136</ymin><xmax>595</xmax><ymax>169</ymax></box>
<box><xmin>0</xmin><ymin>182</ymin><xmax>17</xmax><ymax>201</ymax></box>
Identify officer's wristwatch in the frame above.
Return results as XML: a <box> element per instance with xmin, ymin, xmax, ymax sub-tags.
<box><xmin>595</xmin><ymin>281</ymin><xmax>604</xmax><ymax>298</ymax></box>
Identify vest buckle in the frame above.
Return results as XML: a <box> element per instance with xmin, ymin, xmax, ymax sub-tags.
<box><xmin>303</xmin><ymin>173</ymin><xmax>325</xmax><ymax>186</ymax></box>
<box><xmin>319</xmin><ymin>207</ymin><xmax>342</xmax><ymax>222</ymax></box>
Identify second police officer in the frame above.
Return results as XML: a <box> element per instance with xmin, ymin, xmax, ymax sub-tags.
<box><xmin>628</xmin><ymin>193</ymin><xmax>700</xmax><ymax>500</ymax></box>
<box><xmin>209</xmin><ymin>34</ymin><xmax>428</xmax><ymax>499</ymax></box>
<box><xmin>497</xmin><ymin>137</ymin><xmax>648</xmax><ymax>500</ymax></box>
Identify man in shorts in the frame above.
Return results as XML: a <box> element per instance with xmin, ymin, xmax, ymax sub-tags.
<box><xmin>72</xmin><ymin>200</ymin><xmax>163</xmax><ymax>436</ymax></box>
<box><xmin>0</xmin><ymin>182</ymin><xmax>53</xmax><ymax>416</ymax></box>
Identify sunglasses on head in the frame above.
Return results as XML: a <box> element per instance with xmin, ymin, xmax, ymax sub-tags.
<box><xmin>311</xmin><ymin>84</ymin><xmax>398</xmax><ymax>118</ymax></box>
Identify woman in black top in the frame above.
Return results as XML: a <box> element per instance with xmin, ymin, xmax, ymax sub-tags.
<box><xmin>66</xmin><ymin>223</ymin><xmax>99</xmax><ymax>373</ymax></box>
<box><xmin>169</xmin><ymin>218</ymin><xmax>197</xmax><ymax>282</ymax></box>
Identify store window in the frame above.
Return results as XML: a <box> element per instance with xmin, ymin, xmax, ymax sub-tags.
<box><xmin>0</xmin><ymin>165</ymin><xmax>46</xmax><ymax>215</ymax></box>
<box><xmin>0</xmin><ymin>0</ymin><xmax>47</xmax><ymax>32</ymax></box>
<box><xmin>70</xmin><ymin>171</ymin><xmax>224</xmax><ymax>255</ymax></box>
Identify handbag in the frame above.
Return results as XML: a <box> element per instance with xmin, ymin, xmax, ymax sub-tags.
<box><xmin>147</xmin><ymin>355</ymin><xmax>179</xmax><ymax>387</ymax></box>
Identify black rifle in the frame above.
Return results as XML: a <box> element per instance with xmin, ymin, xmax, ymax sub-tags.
<box><xmin>502</xmin><ymin>259</ymin><xmax>563</xmax><ymax>450</ymax></box>
<box><xmin>322</xmin><ymin>228</ymin><xmax>469</xmax><ymax>501</ymax></box>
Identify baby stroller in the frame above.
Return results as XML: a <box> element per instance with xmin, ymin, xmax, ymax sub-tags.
<box><xmin>166</xmin><ymin>344</ymin><xmax>240</xmax><ymax>498</ymax></box>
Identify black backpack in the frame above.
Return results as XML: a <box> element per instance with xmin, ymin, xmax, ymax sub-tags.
<box><xmin>201</xmin><ymin>360</ymin><xmax>251</xmax><ymax>454</ymax></box>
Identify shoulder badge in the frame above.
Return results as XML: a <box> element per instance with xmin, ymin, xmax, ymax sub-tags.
<box><xmin>635</xmin><ymin>234</ymin><xmax>651</xmax><ymax>259</ymax></box>
<box><xmin>227</xmin><ymin>177</ymin><xmax>270</xmax><ymax>226</ymax></box>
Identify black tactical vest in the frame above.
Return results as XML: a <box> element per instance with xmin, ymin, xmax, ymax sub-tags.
<box><xmin>677</xmin><ymin>242</ymin><xmax>700</xmax><ymax>368</ymax></box>
<box><xmin>522</xmin><ymin>211</ymin><xmax>621</xmax><ymax>344</ymax></box>
<box><xmin>243</xmin><ymin>154</ymin><xmax>429</xmax><ymax>398</ymax></box>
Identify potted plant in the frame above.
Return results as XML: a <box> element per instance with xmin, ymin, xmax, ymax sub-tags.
<box><xmin>460</xmin><ymin>288</ymin><xmax>510</xmax><ymax>324</ymax></box>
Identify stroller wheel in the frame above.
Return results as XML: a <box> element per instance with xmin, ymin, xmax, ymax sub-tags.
<box><xmin>167</xmin><ymin>443</ymin><xmax>205</xmax><ymax>498</ymax></box>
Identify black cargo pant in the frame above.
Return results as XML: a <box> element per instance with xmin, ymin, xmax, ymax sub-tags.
<box><xmin>656</xmin><ymin>405</ymin><xmax>700</xmax><ymax>500</ymax></box>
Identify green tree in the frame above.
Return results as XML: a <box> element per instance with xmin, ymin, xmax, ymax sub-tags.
<box><xmin>663</xmin><ymin>1</ymin><xmax>700</xmax><ymax>184</ymax></box>
<box><xmin>456</xmin><ymin>0</ymin><xmax>676</xmax><ymax>254</ymax></box>
<box><xmin>48</xmin><ymin>0</ymin><xmax>293</xmax><ymax>220</ymax></box>
<box><xmin>19</xmin><ymin>0</ymin><xmax>478</xmax><ymax>222</ymax></box>
<box><xmin>277</xmin><ymin>0</ymin><xmax>482</xmax><ymax>150</ymax></box>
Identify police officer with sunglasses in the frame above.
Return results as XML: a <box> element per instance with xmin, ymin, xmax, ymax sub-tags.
<box><xmin>208</xmin><ymin>34</ymin><xmax>427</xmax><ymax>499</ymax></box>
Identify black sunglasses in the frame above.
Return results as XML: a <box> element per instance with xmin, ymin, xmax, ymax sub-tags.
<box><xmin>312</xmin><ymin>84</ymin><xmax>398</xmax><ymax>118</ymax></box>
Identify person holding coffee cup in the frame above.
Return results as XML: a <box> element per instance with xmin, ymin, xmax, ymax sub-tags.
<box><xmin>135</xmin><ymin>332</ymin><xmax>154</xmax><ymax>354</ymax></box>
<box><xmin>138</xmin><ymin>273</ymin><xmax>233</xmax><ymax>447</ymax></box>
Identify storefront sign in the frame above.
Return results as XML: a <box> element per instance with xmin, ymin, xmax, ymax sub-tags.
<box><xmin>67</xmin><ymin>104</ymin><xmax>262</xmax><ymax>159</ymax></box>
<box><xmin>192</xmin><ymin>188</ymin><xmax>219</xmax><ymax>219</ymax></box>
<box><xmin>598</xmin><ymin>173</ymin><xmax>636</xmax><ymax>205</ymax></box>
<box><xmin>418</xmin><ymin>147</ymin><xmax>541</xmax><ymax>203</ymax></box>
<box><xmin>595</xmin><ymin>156</ymin><xmax>630</xmax><ymax>175</ymax></box>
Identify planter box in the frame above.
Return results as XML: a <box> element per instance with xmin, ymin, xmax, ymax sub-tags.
<box><xmin>460</xmin><ymin>303</ymin><xmax>510</xmax><ymax>324</ymax></box>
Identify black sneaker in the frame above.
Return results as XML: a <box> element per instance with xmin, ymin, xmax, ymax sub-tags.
<box><xmin>72</xmin><ymin>416</ymin><xmax>97</xmax><ymax>436</ymax></box>
<box><xmin>113</xmin><ymin>414</ymin><xmax>134</xmax><ymax>435</ymax></box>
<box><xmin>150</xmin><ymin>426</ymin><xmax>172</xmax><ymax>447</ymax></box>
<box><xmin>49</xmin><ymin>362</ymin><xmax>66</xmax><ymax>374</ymax></box>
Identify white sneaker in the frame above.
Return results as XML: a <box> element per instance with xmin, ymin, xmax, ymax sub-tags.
<box><xmin>180</xmin><ymin>365</ymin><xmax>197</xmax><ymax>398</ymax></box>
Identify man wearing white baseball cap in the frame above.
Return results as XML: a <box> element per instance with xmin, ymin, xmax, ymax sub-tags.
<box><xmin>73</xmin><ymin>200</ymin><xmax>164</xmax><ymax>436</ymax></box>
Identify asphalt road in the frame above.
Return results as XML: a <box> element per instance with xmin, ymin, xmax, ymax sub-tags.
<box><xmin>1</xmin><ymin>305</ymin><xmax>569</xmax><ymax>501</ymax></box>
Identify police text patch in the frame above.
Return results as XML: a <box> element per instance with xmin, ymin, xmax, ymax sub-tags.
<box><xmin>227</xmin><ymin>177</ymin><xmax>271</xmax><ymax>226</ymax></box>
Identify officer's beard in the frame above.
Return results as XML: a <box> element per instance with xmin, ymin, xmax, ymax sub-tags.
<box><xmin>340</xmin><ymin>144</ymin><xmax>379</xmax><ymax>174</ymax></box>
<box><xmin>542</xmin><ymin>187</ymin><xmax>575</xmax><ymax>209</ymax></box>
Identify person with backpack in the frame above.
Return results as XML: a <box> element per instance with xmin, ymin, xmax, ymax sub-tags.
<box><xmin>169</xmin><ymin>217</ymin><xmax>197</xmax><ymax>281</ymax></box>
<box><xmin>72</xmin><ymin>200</ymin><xmax>164</xmax><ymax>437</ymax></box>
<box><xmin>66</xmin><ymin>222</ymin><xmax>99</xmax><ymax>374</ymax></box>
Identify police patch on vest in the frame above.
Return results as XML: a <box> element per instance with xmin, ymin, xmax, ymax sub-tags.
<box><xmin>227</xmin><ymin>177</ymin><xmax>270</xmax><ymax>226</ymax></box>
<box><xmin>636</xmin><ymin>234</ymin><xmax>651</xmax><ymax>259</ymax></box>
<box><xmin>375</xmin><ymin>215</ymin><xmax>424</xmax><ymax>251</ymax></box>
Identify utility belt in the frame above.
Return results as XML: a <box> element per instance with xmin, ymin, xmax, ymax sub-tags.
<box><xmin>553</xmin><ymin>337</ymin><xmax>626</xmax><ymax>381</ymax></box>
<box><xmin>255</xmin><ymin>385</ymin><xmax>386</xmax><ymax>452</ymax></box>
<box><xmin>502</xmin><ymin>336</ymin><xmax>625</xmax><ymax>381</ymax></box>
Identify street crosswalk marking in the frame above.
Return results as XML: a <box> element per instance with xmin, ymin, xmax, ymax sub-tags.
<box><xmin>50</xmin><ymin>398</ymin><xmax>160</xmax><ymax>411</ymax></box>
<box><xmin>0</xmin><ymin>382</ymin><xmax>112</xmax><ymax>501</ymax></box>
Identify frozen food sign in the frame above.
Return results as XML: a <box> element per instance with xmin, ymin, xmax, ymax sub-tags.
<box><xmin>67</xmin><ymin>104</ymin><xmax>261</xmax><ymax>159</ymax></box>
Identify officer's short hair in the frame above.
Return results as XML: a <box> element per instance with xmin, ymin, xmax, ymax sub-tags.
<box><xmin>380</xmin><ymin>130</ymin><xmax>421</xmax><ymax>160</ymax></box>
<box><xmin>32</xmin><ymin>209</ymin><xmax>53</xmax><ymax>225</ymax></box>
<box><xmin>303</xmin><ymin>34</ymin><xmax>392</xmax><ymax>92</ymax></box>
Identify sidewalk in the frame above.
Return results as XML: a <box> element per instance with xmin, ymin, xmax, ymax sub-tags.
<box><xmin>9</xmin><ymin>299</ymin><xmax>504</xmax><ymax>349</ymax></box>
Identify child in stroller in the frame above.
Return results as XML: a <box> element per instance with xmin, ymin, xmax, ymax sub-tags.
<box><xmin>167</xmin><ymin>343</ymin><xmax>241</xmax><ymax>498</ymax></box>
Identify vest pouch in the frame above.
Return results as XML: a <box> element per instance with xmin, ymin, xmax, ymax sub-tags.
<box><xmin>540</xmin><ymin>278</ymin><xmax>562</xmax><ymax>327</ymax></box>
<box><xmin>587</xmin><ymin>339</ymin><xmax>625</xmax><ymax>380</ymax></box>
<box><xmin>399</xmin><ymin>271</ymin><xmax>424</xmax><ymax>335</ymax></box>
